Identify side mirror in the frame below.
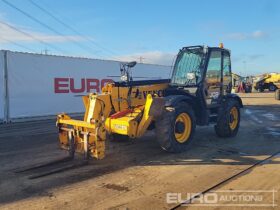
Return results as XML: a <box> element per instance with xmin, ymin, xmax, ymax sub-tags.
<box><xmin>119</xmin><ymin>61</ymin><xmax>137</xmax><ymax>83</ymax></box>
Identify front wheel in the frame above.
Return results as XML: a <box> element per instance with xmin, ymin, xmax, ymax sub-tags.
<box><xmin>110</xmin><ymin>133</ymin><xmax>130</xmax><ymax>141</ymax></box>
<box><xmin>155</xmin><ymin>102</ymin><xmax>196</xmax><ymax>153</ymax></box>
<box><xmin>269</xmin><ymin>84</ymin><xmax>277</xmax><ymax>92</ymax></box>
<box><xmin>215</xmin><ymin>99</ymin><xmax>241</xmax><ymax>137</ymax></box>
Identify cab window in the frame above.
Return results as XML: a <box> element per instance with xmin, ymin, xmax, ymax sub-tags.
<box><xmin>223</xmin><ymin>52</ymin><xmax>231</xmax><ymax>92</ymax></box>
<box><xmin>206</xmin><ymin>51</ymin><xmax>221</xmax><ymax>84</ymax></box>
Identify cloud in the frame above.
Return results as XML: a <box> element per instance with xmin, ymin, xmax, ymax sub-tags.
<box><xmin>248</xmin><ymin>54</ymin><xmax>265</xmax><ymax>60</ymax></box>
<box><xmin>113</xmin><ymin>51</ymin><xmax>176</xmax><ymax>66</ymax></box>
<box><xmin>0</xmin><ymin>21</ymin><xmax>84</xmax><ymax>43</ymax></box>
<box><xmin>227</xmin><ymin>30</ymin><xmax>267</xmax><ymax>40</ymax></box>
<box><xmin>251</xmin><ymin>30</ymin><xmax>267</xmax><ymax>38</ymax></box>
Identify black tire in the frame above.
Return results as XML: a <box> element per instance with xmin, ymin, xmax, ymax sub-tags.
<box><xmin>249</xmin><ymin>87</ymin><xmax>252</xmax><ymax>93</ymax></box>
<box><xmin>215</xmin><ymin>99</ymin><xmax>241</xmax><ymax>138</ymax></box>
<box><xmin>275</xmin><ymin>89</ymin><xmax>280</xmax><ymax>100</ymax></box>
<box><xmin>258</xmin><ymin>87</ymin><xmax>264</xmax><ymax>92</ymax></box>
<box><xmin>110</xmin><ymin>133</ymin><xmax>130</xmax><ymax>141</ymax></box>
<box><xmin>155</xmin><ymin>102</ymin><xmax>196</xmax><ymax>153</ymax></box>
<box><xmin>269</xmin><ymin>84</ymin><xmax>277</xmax><ymax>92</ymax></box>
<box><xmin>248</xmin><ymin>86</ymin><xmax>252</xmax><ymax>93</ymax></box>
<box><xmin>245</xmin><ymin>86</ymin><xmax>250</xmax><ymax>93</ymax></box>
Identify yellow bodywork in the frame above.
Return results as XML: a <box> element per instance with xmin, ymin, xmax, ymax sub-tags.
<box><xmin>57</xmin><ymin>82</ymin><xmax>168</xmax><ymax>159</ymax></box>
<box><xmin>254</xmin><ymin>73</ymin><xmax>280</xmax><ymax>89</ymax></box>
<box><xmin>264</xmin><ymin>73</ymin><xmax>280</xmax><ymax>88</ymax></box>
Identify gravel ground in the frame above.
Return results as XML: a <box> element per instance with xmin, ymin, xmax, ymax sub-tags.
<box><xmin>0</xmin><ymin>92</ymin><xmax>279</xmax><ymax>210</ymax></box>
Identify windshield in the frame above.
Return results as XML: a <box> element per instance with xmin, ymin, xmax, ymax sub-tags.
<box><xmin>171</xmin><ymin>48</ymin><xmax>205</xmax><ymax>86</ymax></box>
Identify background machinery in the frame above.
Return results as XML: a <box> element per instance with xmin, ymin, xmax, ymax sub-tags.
<box><xmin>57</xmin><ymin>44</ymin><xmax>243</xmax><ymax>160</ymax></box>
<box><xmin>232</xmin><ymin>73</ymin><xmax>253</xmax><ymax>93</ymax></box>
<box><xmin>254</xmin><ymin>73</ymin><xmax>280</xmax><ymax>92</ymax></box>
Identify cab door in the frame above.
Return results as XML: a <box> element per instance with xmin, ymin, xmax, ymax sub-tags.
<box><xmin>222</xmin><ymin>51</ymin><xmax>232</xmax><ymax>95</ymax></box>
<box><xmin>205</xmin><ymin>50</ymin><xmax>222</xmax><ymax>107</ymax></box>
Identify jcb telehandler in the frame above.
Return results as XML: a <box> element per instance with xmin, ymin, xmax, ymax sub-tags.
<box><xmin>57</xmin><ymin>44</ymin><xmax>243</xmax><ymax>160</ymax></box>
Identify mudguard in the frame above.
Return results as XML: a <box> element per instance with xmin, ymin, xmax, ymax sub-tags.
<box><xmin>163</xmin><ymin>94</ymin><xmax>208</xmax><ymax>126</ymax></box>
<box><xmin>164</xmin><ymin>95</ymin><xmax>196</xmax><ymax>107</ymax></box>
<box><xmin>224</xmin><ymin>94</ymin><xmax>243</xmax><ymax>108</ymax></box>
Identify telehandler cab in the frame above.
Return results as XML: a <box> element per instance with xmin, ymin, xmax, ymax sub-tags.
<box><xmin>57</xmin><ymin>44</ymin><xmax>243</xmax><ymax>160</ymax></box>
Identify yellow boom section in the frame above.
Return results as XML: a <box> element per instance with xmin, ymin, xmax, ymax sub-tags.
<box><xmin>56</xmin><ymin>82</ymin><xmax>168</xmax><ymax>160</ymax></box>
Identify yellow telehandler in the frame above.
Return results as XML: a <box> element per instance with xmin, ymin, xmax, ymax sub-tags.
<box><xmin>57</xmin><ymin>44</ymin><xmax>243</xmax><ymax>160</ymax></box>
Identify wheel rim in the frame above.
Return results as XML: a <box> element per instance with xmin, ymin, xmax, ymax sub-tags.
<box><xmin>229</xmin><ymin>107</ymin><xmax>238</xmax><ymax>130</ymax></box>
<box><xmin>270</xmin><ymin>86</ymin><xmax>276</xmax><ymax>91</ymax></box>
<box><xmin>174</xmin><ymin>113</ymin><xmax>191</xmax><ymax>143</ymax></box>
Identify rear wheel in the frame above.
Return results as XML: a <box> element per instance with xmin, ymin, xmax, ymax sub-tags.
<box><xmin>215</xmin><ymin>99</ymin><xmax>241</xmax><ymax>137</ymax></box>
<box><xmin>245</xmin><ymin>85</ymin><xmax>252</xmax><ymax>93</ymax></box>
<box><xmin>155</xmin><ymin>102</ymin><xmax>196</xmax><ymax>153</ymax></box>
<box><xmin>269</xmin><ymin>84</ymin><xmax>277</xmax><ymax>92</ymax></box>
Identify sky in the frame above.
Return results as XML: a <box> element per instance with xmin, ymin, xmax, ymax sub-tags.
<box><xmin>0</xmin><ymin>0</ymin><xmax>280</xmax><ymax>75</ymax></box>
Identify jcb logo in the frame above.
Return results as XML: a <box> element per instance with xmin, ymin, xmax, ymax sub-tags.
<box><xmin>54</xmin><ymin>78</ymin><xmax>113</xmax><ymax>94</ymax></box>
<box><xmin>133</xmin><ymin>89</ymin><xmax>165</xmax><ymax>99</ymax></box>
